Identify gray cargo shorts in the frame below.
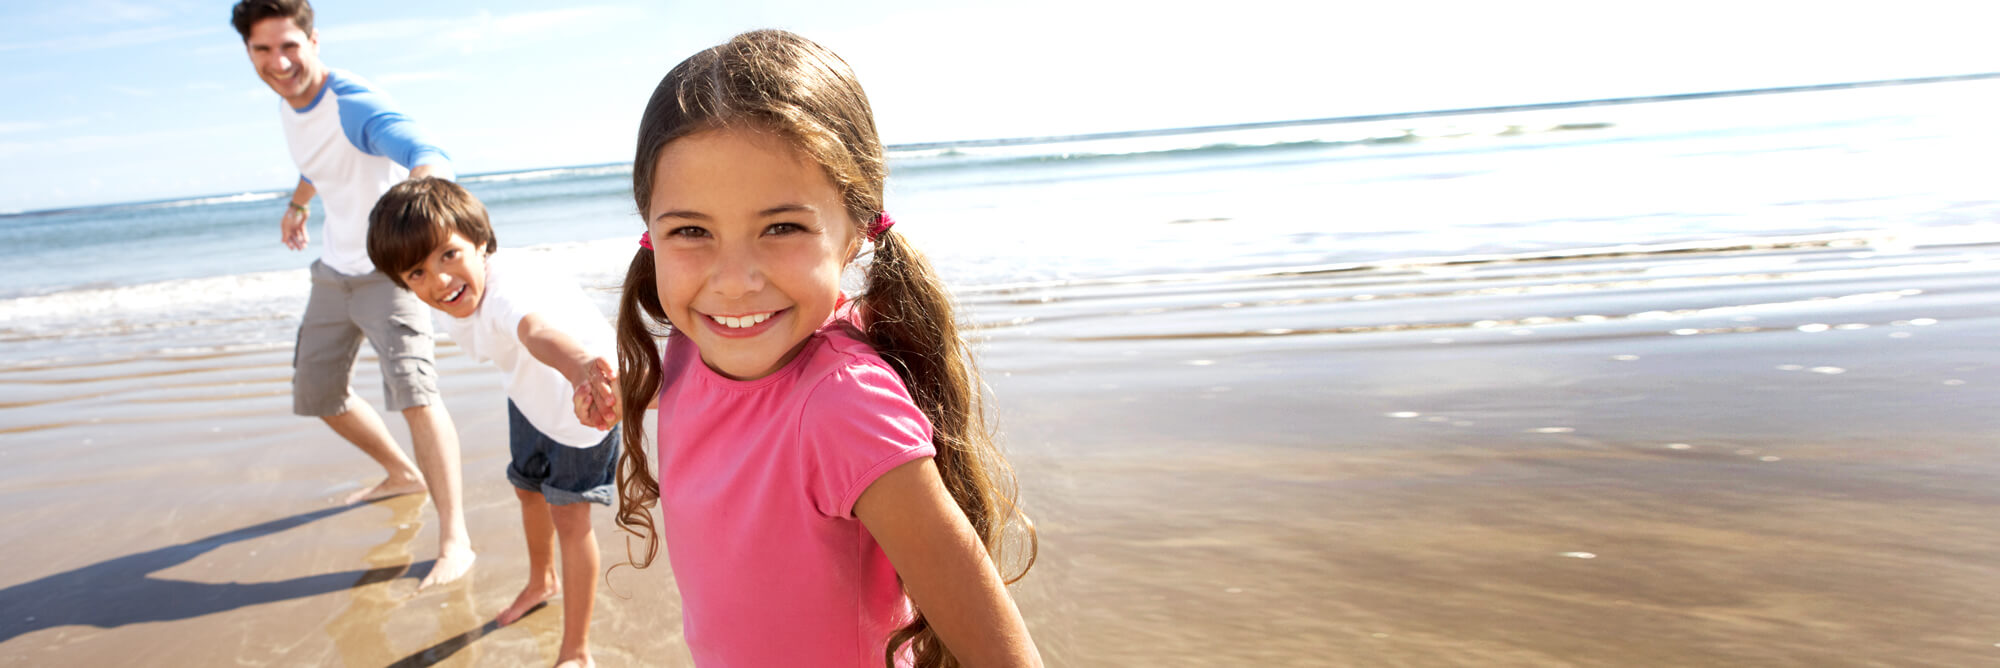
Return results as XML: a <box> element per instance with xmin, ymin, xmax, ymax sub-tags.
<box><xmin>292</xmin><ymin>259</ymin><xmax>442</xmax><ymax>417</ymax></box>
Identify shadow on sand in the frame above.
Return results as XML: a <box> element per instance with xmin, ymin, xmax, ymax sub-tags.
<box><xmin>0</xmin><ymin>499</ymin><xmax>426</xmax><ymax>643</ymax></box>
<box><xmin>385</xmin><ymin>602</ymin><xmax>545</xmax><ymax>668</ymax></box>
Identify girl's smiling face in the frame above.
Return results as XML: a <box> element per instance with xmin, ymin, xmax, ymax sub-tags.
<box><xmin>645</xmin><ymin>125</ymin><xmax>861</xmax><ymax>381</ymax></box>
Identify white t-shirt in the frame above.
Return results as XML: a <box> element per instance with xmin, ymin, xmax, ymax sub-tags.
<box><xmin>442</xmin><ymin>251</ymin><xmax>615</xmax><ymax>447</ymax></box>
<box><xmin>280</xmin><ymin>69</ymin><xmax>454</xmax><ymax>276</ymax></box>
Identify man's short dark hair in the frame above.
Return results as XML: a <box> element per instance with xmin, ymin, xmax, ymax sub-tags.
<box><xmin>368</xmin><ymin>177</ymin><xmax>499</xmax><ymax>290</ymax></box>
<box><xmin>231</xmin><ymin>0</ymin><xmax>314</xmax><ymax>42</ymax></box>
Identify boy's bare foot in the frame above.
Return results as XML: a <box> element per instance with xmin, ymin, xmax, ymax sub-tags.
<box><xmin>498</xmin><ymin>581</ymin><xmax>560</xmax><ymax>626</ymax></box>
<box><xmin>554</xmin><ymin>653</ymin><xmax>594</xmax><ymax>668</ymax></box>
<box><xmin>341</xmin><ymin>475</ymin><xmax>429</xmax><ymax>505</ymax></box>
<box><xmin>417</xmin><ymin>545</ymin><xmax>476</xmax><ymax>590</ymax></box>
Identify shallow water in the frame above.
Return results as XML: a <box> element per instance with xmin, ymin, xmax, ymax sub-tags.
<box><xmin>6</xmin><ymin>77</ymin><xmax>1999</xmax><ymax>367</ymax></box>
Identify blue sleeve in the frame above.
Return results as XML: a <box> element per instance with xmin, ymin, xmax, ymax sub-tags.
<box><xmin>329</xmin><ymin>73</ymin><xmax>452</xmax><ymax>172</ymax></box>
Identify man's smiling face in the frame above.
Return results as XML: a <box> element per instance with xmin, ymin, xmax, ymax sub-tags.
<box><xmin>243</xmin><ymin>16</ymin><xmax>324</xmax><ymax>107</ymax></box>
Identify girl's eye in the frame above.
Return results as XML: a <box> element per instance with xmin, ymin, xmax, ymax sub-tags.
<box><xmin>764</xmin><ymin>222</ymin><xmax>806</xmax><ymax>236</ymax></box>
<box><xmin>407</xmin><ymin>269</ymin><xmax>424</xmax><ymax>280</ymax></box>
<box><xmin>667</xmin><ymin>226</ymin><xmax>710</xmax><ymax>239</ymax></box>
<box><xmin>441</xmin><ymin>249</ymin><xmax>458</xmax><ymax>260</ymax></box>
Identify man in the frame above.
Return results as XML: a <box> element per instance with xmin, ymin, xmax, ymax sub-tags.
<box><xmin>234</xmin><ymin>0</ymin><xmax>472</xmax><ymax>589</ymax></box>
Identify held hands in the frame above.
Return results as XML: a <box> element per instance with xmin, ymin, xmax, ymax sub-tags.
<box><xmin>281</xmin><ymin>203</ymin><xmax>310</xmax><ymax>250</ymax></box>
<box><xmin>572</xmin><ymin>356</ymin><xmax>621</xmax><ymax>430</ymax></box>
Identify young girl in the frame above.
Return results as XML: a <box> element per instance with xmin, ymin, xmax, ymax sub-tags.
<box><xmin>591</xmin><ymin>29</ymin><xmax>1040</xmax><ymax>667</ymax></box>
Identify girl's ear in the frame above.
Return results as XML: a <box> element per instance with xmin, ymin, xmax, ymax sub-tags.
<box><xmin>843</xmin><ymin>224</ymin><xmax>864</xmax><ymax>265</ymax></box>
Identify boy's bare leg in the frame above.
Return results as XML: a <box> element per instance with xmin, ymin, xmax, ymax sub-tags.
<box><xmin>405</xmin><ymin>403</ymin><xmax>476</xmax><ymax>589</ymax></box>
<box><xmin>551</xmin><ymin>502</ymin><xmax>598</xmax><ymax>668</ymax></box>
<box><xmin>499</xmin><ymin>487</ymin><xmax>560</xmax><ymax>626</ymax></box>
<box><xmin>322</xmin><ymin>396</ymin><xmax>428</xmax><ymax>505</ymax></box>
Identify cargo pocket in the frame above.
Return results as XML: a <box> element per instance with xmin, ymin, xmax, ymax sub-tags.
<box><xmin>381</xmin><ymin>315</ymin><xmax>440</xmax><ymax>409</ymax></box>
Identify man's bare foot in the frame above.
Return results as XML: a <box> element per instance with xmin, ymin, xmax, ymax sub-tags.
<box><xmin>341</xmin><ymin>475</ymin><xmax>428</xmax><ymax>505</ymax></box>
<box><xmin>497</xmin><ymin>581</ymin><xmax>559</xmax><ymax>626</ymax></box>
<box><xmin>417</xmin><ymin>545</ymin><xmax>476</xmax><ymax>590</ymax></box>
<box><xmin>554</xmin><ymin>653</ymin><xmax>594</xmax><ymax>668</ymax></box>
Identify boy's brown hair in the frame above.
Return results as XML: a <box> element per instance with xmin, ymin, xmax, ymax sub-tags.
<box><xmin>230</xmin><ymin>0</ymin><xmax>314</xmax><ymax>41</ymax></box>
<box><xmin>367</xmin><ymin>177</ymin><xmax>497</xmax><ymax>290</ymax></box>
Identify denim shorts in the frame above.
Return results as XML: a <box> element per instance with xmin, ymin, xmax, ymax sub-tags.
<box><xmin>506</xmin><ymin>401</ymin><xmax>619</xmax><ymax>506</ymax></box>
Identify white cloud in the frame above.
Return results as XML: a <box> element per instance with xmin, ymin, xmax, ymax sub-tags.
<box><xmin>192</xmin><ymin>41</ymin><xmax>245</xmax><ymax>56</ymax></box>
<box><xmin>0</xmin><ymin>24</ymin><xmax>222</xmax><ymax>52</ymax></box>
<box><xmin>78</xmin><ymin>0</ymin><xmax>174</xmax><ymax>24</ymax></box>
<box><xmin>0</xmin><ymin>117</ymin><xmax>88</xmax><ymax>135</ymax></box>
<box><xmin>375</xmin><ymin>71</ymin><xmax>452</xmax><ymax>86</ymax></box>
<box><xmin>443</xmin><ymin>7</ymin><xmax>620</xmax><ymax>51</ymax></box>
<box><xmin>323</xmin><ymin>5</ymin><xmax>636</xmax><ymax>54</ymax></box>
<box><xmin>322</xmin><ymin>16</ymin><xmax>453</xmax><ymax>44</ymax></box>
<box><xmin>31</xmin><ymin>0</ymin><xmax>180</xmax><ymax>25</ymax></box>
<box><xmin>0</xmin><ymin>122</ymin><xmax>255</xmax><ymax>160</ymax></box>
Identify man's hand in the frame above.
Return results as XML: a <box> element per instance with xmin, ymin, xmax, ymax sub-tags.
<box><xmin>281</xmin><ymin>203</ymin><xmax>310</xmax><ymax>250</ymax></box>
<box><xmin>571</xmin><ymin>356</ymin><xmax>621</xmax><ymax>430</ymax></box>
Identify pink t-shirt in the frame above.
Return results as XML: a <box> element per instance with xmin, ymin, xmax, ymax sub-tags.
<box><xmin>655</xmin><ymin>320</ymin><xmax>936</xmax><ymax>666</ymax></box>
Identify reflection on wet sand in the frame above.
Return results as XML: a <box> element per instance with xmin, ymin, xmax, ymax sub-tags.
<box><xmin>326</xmin><ymin>495</ymin><xmax>491</xmax><ymax>667</ymax></box>
<box><xmin>979</xmin><ymin>240</ymin><xmax>2000</xmax><ymax>665</ymax></box>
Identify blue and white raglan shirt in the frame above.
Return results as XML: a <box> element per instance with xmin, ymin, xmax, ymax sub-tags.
<box><xmin>281</xmin><ymin>68</ymin><xmax>454</xmax><ymax>276</ymax></box>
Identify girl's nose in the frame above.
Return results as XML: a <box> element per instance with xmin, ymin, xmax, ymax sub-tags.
<box><xmin>710</xmin><ymin>243</ymin><xmax>765</xmax><ymax>297</ymax></box>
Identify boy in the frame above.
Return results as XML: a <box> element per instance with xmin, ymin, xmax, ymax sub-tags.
<box><xmin>367</xmin><ymin>177</ymin><xmax>619</xmax><ymax>668</ymax></box>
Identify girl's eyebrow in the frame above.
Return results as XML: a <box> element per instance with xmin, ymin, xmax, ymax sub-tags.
<box><xmin>758</xmin><ymin>204</ymin><xmax>814</xmax><ymax>217</ymax></box>
<box><xmin>653</xmin><ymin>203</ymin><xmax>816</xmax><ymax>222</ymax></box>
<box><xmin>653</xmin><ymin>209</ymin><xmax>709</xmax><ymax>222</ymax></box>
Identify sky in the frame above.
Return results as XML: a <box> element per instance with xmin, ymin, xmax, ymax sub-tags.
<box><xmin>1</xmin><ymin>0</ymin><xmax>1996</xmax><ymax>213</ymax></box>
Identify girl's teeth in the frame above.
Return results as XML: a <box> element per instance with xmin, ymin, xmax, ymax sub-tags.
<box><xmin>713</xmin><ymin>312</ymin><xmax>771</xmax><ymax>329</ymax></box>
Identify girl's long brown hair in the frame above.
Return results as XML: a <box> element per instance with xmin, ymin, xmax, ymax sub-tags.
<box><xmin>612</xmin><ymin>30</ymin><xmax>1034</xmax><ymax>668</ymax></box>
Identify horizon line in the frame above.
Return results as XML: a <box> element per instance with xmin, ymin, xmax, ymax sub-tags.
<box><xmin>11</xmin><ymin>70</ymin><xmax>1996</xmax><ymax>216</ymax></box>
<box><xmin>885</xmin><ymin>70</ymin><xmax>2000</xmax><ymax>151</ymax></box>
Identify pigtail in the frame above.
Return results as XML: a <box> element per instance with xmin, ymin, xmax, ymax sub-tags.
<box><xmin>863</xmin><ymin>227</ymin><xmax>1038</xmax><ymax>668</ymax></box>
<box><xmin>613</xmin><ymin>247</ymin><xmax>671</xmax><ymax>569</ymax></box>
<box><xmin>626</xmin><ymin>29</ymin><xmax>1035</xmax><ymax>667</ymax></box>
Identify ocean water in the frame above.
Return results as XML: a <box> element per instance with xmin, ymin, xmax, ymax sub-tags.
<box><xmin>2</xmin><ymin>76</ymin><xmax>1996</xmax><ymax>367</ymax></box>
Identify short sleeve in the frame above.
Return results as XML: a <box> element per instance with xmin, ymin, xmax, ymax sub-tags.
<box><xmin>798</xmin><ymin>361</ymin><xmax>937</xmax><ymax>518</ymax></box>
<box><xmin>479</xmin><ymin>278</ymin><xmax>536</xmax><ymax>340</ymax></box>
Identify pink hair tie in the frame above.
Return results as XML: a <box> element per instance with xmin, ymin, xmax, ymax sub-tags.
<box><xmin>638</xmin><ymin>231</ymin><xmax>654</xmax><ymax>250</ymax></box>
<box><xmin>867</xmin><ymin>212</ymin><xmax>894</xmax><ymax>241</ymax></box>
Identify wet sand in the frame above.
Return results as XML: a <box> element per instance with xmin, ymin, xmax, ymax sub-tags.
<box><xmin>5</xmin><ymin>240</ymin><xmax>2000</xmax><ymax>666</ymax></box>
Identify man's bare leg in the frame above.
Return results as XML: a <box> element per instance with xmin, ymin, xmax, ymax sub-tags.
<box><xmin>404</xmin><ymin>403</ymin><xmax>475</xmax><ymax>590</ymax></box>
<box><xmin>498</xmin><ymin>487</ymin><xmax>559</xmax><ymax>626</ymax></box>
<box><xmin>322</xmin><ymin>396</ymin><xmax>428</xmax><ymax>505</ymax></box>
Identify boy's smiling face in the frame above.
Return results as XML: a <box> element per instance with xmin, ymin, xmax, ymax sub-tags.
<box><xmin>402</xmin><ymin>231</ymin><xmax>489</xmax><ymax>319</ymax></box>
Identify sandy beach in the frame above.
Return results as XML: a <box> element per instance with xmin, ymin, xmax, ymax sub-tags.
<box><xmin>4</xmin><ymin>238</ymin><xmax>2000</xmax><ymax>666</ymax></box>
